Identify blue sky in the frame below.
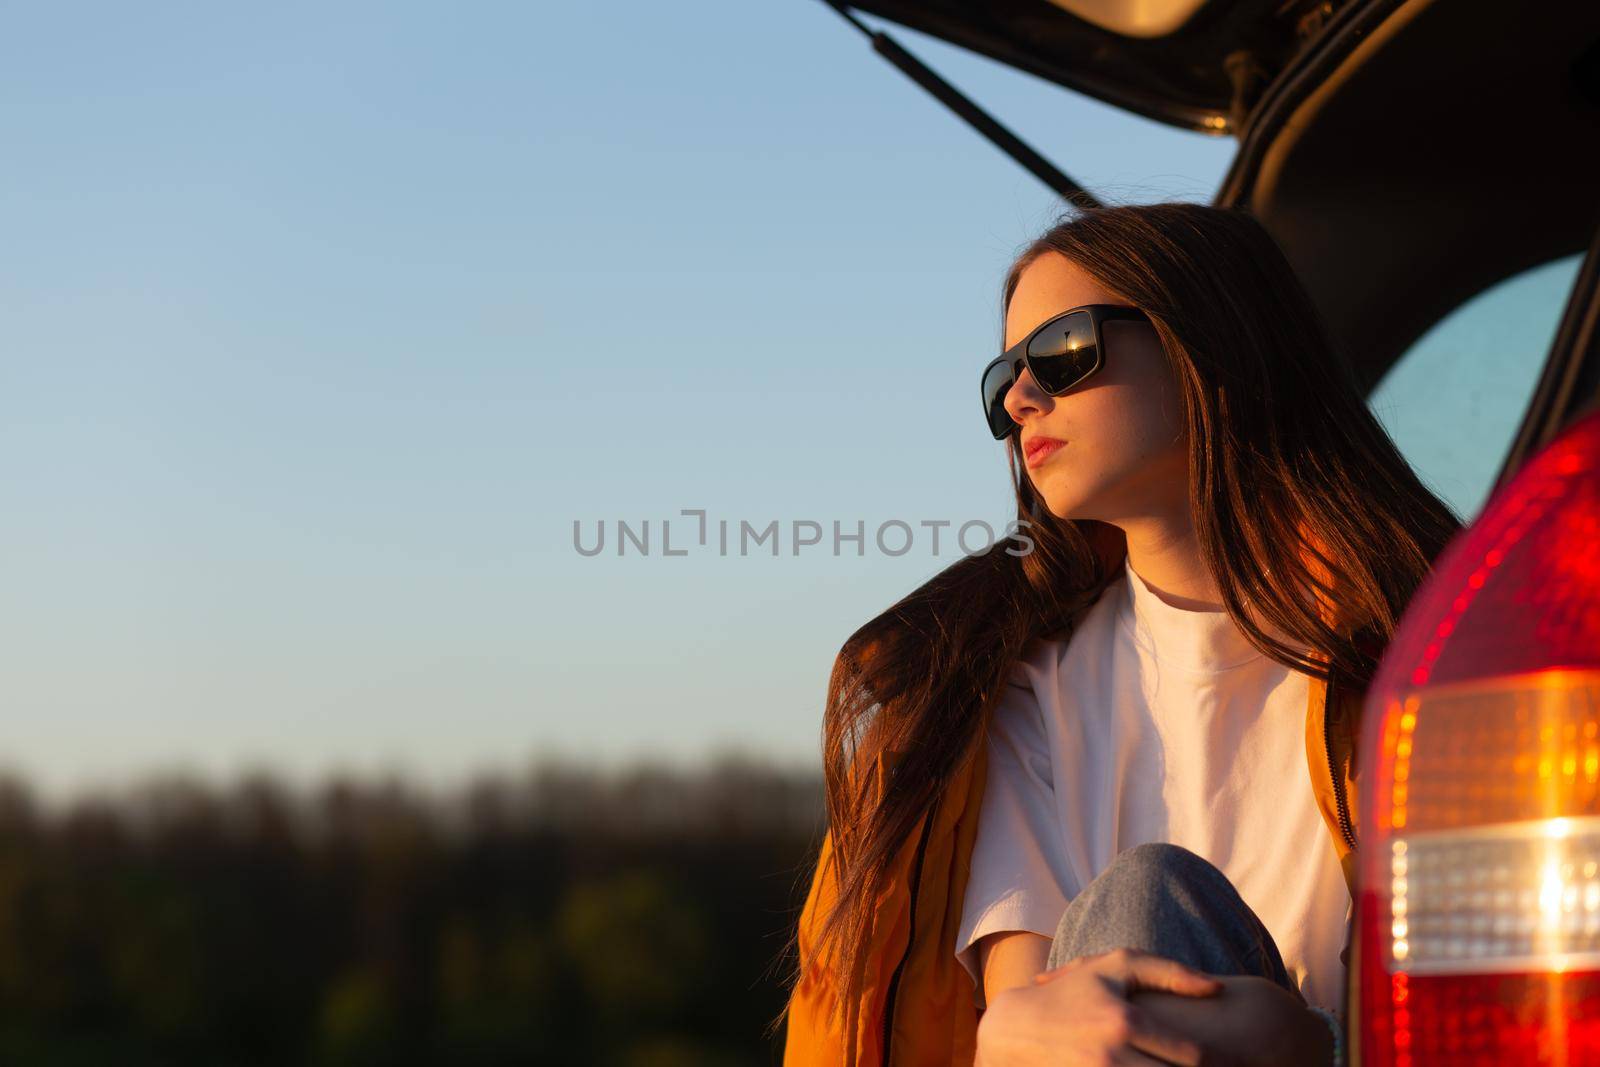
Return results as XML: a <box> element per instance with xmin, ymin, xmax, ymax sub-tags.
<box><xmin>0</xmin><ymin>1</ymin><xmax>1577</xmax><ymax>798</ymax></box>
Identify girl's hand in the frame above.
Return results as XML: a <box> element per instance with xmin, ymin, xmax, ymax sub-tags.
<box><xmin>1127</xmin><ymin>973</ymin><xmax>1336</xmax><ymax>1067</ymax></box>
<box><xmin>973</xmin><ymin>948</ymin><xmax>1336</xmax><ymax>1067</ymax></box>
<box><xmin>974</xmin><ymin>947</ymin><xmax>1222</xmax><ymax>1066</ymax></box>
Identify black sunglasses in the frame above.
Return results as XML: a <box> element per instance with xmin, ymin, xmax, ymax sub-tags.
<box><xmin>980</xmin><ymin>304</ymin><xmax>1151</xmax><ymax>440</ymax></box>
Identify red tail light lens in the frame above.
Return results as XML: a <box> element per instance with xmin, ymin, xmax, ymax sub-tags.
<box><xmin>1360</xmin><ymin>407</ymin><xmax>1600</xmax><ymax>1066</ymax></box>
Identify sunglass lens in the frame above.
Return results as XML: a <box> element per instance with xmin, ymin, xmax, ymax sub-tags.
<box><xmin>1027</xmin><ymin>311</ymin><xmax>1098</xmax><ymax>394</ymax></box>
<box><xmin>981</xmin><ymin>360</ymin><xmax>1016</xmax><ymax>439</ymax></box>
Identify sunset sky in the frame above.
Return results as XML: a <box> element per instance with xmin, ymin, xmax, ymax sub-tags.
<box><xmin>0</xmin><ymin>0</ymin><xmax>1575</xmax><ymax>798</ymax></box>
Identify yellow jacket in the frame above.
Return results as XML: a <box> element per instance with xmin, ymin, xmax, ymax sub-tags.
<box><xmin>782</xmin><ymin>548</ymin><xmax>1367</xmax><ymax>1066</ymax></box>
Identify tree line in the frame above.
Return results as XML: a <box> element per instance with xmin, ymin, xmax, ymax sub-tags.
<box><xmin>0</xmin><ymin>754</ymin><xmax>825</xmax><ymax>1066</ymax></box>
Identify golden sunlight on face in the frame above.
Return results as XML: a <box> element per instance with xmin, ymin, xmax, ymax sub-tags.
<box><xmin>1002</xmin><ymin>252</ymin><xmax>1187</xmax><ymax>524</ymax></box>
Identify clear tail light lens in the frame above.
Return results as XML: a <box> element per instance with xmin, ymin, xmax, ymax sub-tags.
<box><xmin>1360</xmin><ymin>407</ymin><xmax>1600</xmax><ymax>1066</ymax></box>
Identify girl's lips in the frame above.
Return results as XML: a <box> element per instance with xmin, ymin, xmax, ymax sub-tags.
<box><xmin>1024</xmin><ymin>437</ymin><xmax>1066</xmax><ymax>468</ymax></box>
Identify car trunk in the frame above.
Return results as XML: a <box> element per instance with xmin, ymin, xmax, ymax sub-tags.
<box><xmin>833</xmin><ymin>0</ymin><xmax>1600</xmax><ymax>390</ymax></box>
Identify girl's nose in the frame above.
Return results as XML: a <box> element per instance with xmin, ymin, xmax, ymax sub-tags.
<box><xmin>1002</xmin><ymin>365</ymin><xmax>1050</xmax><ymax>429</ymax></box>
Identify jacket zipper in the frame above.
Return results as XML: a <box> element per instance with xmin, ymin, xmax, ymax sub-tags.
<box><xmin>879</xmin><ymin>811</ymin><xmax>934</xmax><ymax>1066</ymax></box>
<box><xmin>1323</xmin><ymin>677</ymin><xmax>1358</xmax><ymax>852</ymax></box>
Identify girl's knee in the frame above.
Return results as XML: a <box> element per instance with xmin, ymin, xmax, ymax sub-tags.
<box><xmin>1099</xmin><ymin>842</ymin><xmax>1215</xmax><ymax>888</ymax></box>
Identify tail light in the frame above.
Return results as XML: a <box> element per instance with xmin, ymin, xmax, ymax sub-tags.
<box><xmin>1359</xmin><ymin>407</ymin><xmax>1600</xmax><ymax>1066</ymax></box>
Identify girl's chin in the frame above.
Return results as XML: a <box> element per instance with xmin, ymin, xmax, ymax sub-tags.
<box><xmin>1035</xmin><ymin>495</ymin><xmax>1085</xmax><ymax>521</ymax></box>
<box><xmin>1031</xmin><ymin>478</ymin><xmax>1077</xmax><ymax>508</ymax></box>
<box><xmin>1035</xmin><ymin>486</ymin><xmax>1104</xmax><ymax>523</ymax></box>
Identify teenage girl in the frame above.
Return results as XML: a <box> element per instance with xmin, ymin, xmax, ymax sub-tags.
<box><xmin>779</xmin><ymin>201</ymin><xmax>1460</xmax><ymax>1067</ymax></box>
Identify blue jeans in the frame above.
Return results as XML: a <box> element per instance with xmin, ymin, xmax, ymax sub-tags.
<box><xmin>1046</xmin><ymin>842</ymin><xmax>1303</xmax><ymax>1003</ymax></box>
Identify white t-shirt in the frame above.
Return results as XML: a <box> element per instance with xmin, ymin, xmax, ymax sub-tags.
<box><xmin>954</xmin><ymin>556</ymin><xmax>1351</xmax><ymax>1011</ymax></box>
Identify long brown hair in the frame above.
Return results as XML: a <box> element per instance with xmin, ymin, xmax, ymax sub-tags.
<box><xmin>780</xmin><ymin>200</ymin><xmax>1462</xmax><ymax>1029</ymax></box>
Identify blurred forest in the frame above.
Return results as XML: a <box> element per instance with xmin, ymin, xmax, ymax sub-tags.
<box><xmin>0</xmin><ymin>755</ymin><xmax>825</xmax><ymax>1066</ymax></box>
